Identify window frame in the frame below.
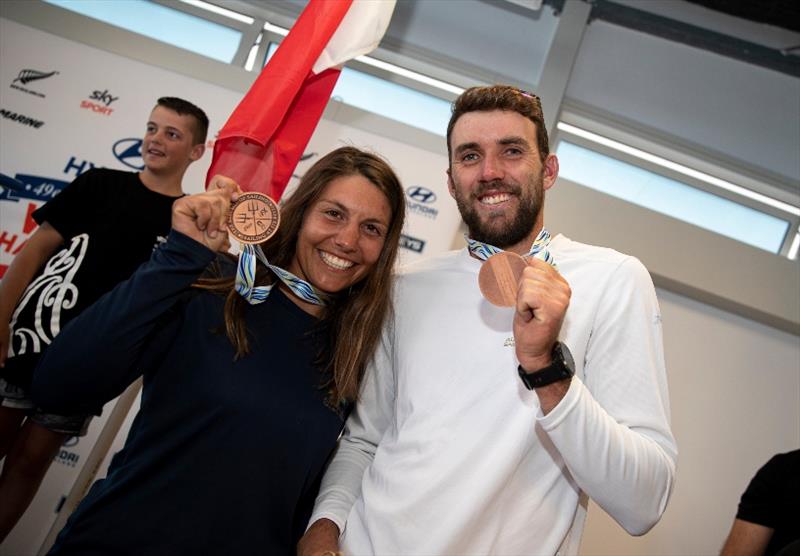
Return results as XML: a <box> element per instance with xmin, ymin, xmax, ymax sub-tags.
<box><xmin>554</xmin><ymin>105</ymin><xmax>800</xmax><ymax>258</ymax></box>
<box><xmin>149</xmin><ymin>0</ymin><xmax>264</xmax><ymax>66</ymax></box>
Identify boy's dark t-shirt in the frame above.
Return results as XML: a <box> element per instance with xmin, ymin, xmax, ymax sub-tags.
<box><xmin>2</xmin><ymin>168</ymin><xmax>179</xmax><ymax>390</ymax></box>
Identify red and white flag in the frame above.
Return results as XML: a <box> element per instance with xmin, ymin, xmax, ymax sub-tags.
<box><xmin>205</xmin><ymin>0</ymin><xmax>397</xmax><ymax>200</ymax></box>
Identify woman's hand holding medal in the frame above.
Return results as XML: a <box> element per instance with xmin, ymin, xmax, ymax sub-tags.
<box><xmin>172</xmin><ymin>175</ymin><xmax>242</xmax><ymax>252</ymax></box>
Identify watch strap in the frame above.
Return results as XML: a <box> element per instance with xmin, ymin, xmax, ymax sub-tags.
<box><xmin>517</xmin><ymin>342</ymin><xmax>574</xmax><ymax>389</ymax></box>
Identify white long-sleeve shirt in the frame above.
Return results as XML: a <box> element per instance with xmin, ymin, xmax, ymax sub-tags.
<box><xmin>310</xmin><ymin>234</ymin><xmax>677</xmax><ymax>555</ymax></box>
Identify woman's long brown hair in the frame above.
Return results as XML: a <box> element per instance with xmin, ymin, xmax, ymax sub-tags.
<box><xmin>194</xmin><ymin>146</ymin><xmax>405</xmax><ymax>406</ymax></box>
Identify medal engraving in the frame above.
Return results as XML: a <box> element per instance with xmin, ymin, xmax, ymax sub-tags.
<box><xmin>478</xmin><ymin>251</ymin><xmax>527</xmax><ymax>307</ymax></box>
<box><xmin>227</xmin><ymin>192</ymin><xmax>280</xmax><ymax>244</ymax></box>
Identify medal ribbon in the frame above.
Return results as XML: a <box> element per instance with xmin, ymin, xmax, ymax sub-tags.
<box><xmin>235</xmin><ymin>244</ymin><xmax>328</xmax><ymax>306</ymax></box>
<box><xmin>466</xmin><ymin>228</ymin><xmax>556</xmax><ymax>266</ymax></box>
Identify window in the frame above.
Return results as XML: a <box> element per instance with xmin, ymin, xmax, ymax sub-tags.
<box><xmin>331</xmin><ymin>68</ymin><xmax>452</xmax><ymax>136</ymax></box>
<box><xmin>45</xmin><ymin>0</ymin><xmax>242</xmax><ymax>63</ymax></box>
<box><xmin>555</xmin><ymin>140</ymin><xmax>792</xmax><ymax>254</ymax></box>
<box><xmin>264</xmin><ymin>43</ymin><xmax>454</xmax><ymax>136</ymax></box>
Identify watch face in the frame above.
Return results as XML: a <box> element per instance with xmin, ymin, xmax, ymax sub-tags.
<box><xmin>557</xmin><ymin>342</ymin><xmax>576</xmax><ymax>373</ymax></box>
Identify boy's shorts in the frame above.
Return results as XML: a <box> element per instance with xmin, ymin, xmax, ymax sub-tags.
<box><xmin>0</xmin><ymin>378</ymin><xmax>92</xmax><ymax>436</ymax></box>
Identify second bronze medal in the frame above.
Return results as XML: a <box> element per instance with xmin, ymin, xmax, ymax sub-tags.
<box><xmin>478</xmin><ymin>251</ymin><xmax>527</xmax><ymax>307</ymax></box>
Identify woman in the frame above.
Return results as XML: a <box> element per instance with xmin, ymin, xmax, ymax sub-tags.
<box><xmin>31</xmin><ymin>147</ymin><xmax>405</xmax><ymax>555</ymax></box>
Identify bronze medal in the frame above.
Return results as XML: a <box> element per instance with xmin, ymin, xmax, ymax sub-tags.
<box><xmin>227</xmin><ymin>192</ymin><xmax>280</xmax><ymax>245</ymax></box>
<box><xmin>478</xmin><ymin>251</ymin><xmax>527</xmax><ymax>307</ymax></box>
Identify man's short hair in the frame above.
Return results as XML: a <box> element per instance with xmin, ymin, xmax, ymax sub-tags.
<box><xmin>446</xmin><ymin>85</ymin><xmax>549</xmax><ymax>164</ymax></box>
<box><xmin>156</xmin><ymin>96</ymin><xmax>209</xmax><ymax>146</ymax></box>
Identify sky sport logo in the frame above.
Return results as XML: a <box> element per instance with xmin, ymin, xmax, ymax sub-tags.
<box><xmin>9</xmin><ymin>69</ymin><xmax>59</xmax><ymax>98</ymax></box>
<box><xmin>405</xmin><ymin>185</ymin><xmax>439</xmax><ymax>220</ymax></box>
<box><xmin>81</xmin><ymin>88</ymin><xmax>119</xmax><ymax>116</ymax></box>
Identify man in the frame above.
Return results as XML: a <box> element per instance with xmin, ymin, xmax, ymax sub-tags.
<box><xmin>720</xmin><ymin>449</ymin><xmax>800</xmax><ymax>556</ymax></box>
<box><xmin>0</xmin><ymin>97</ymin><xmax>208</xmax><ymax>540</ymax></box>
<box><xmin>299</xmin><ymin>85</ymin><xmax>677</xmax><ymax>555</ymax></box>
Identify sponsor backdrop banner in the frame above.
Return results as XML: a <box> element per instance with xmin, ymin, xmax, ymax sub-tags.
<box><xmin>0</xmin><ymin>15</ymin><xmax>459</xmax><ymax>555</ymax></box>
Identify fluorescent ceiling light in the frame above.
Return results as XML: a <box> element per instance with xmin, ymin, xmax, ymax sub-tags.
<box><xmin>260</xmin><ymin>23</ymin><xmax>461</xmax><ymax>95</ymax></box>
<box><xmin>355</xmin><ymin>56</ymin><xmax>464</xmax><ymax>96</ymax></box>
<box><xmin>557</xmin><ymin>122</ymin><xmax>800</xmax><ymax>217</ymax></box>
<box><xmin>789</xmin><ymin>233</ymin><xmax>800</xmax><ymax>260</ymax></box>
<box><xmin>263</xmin><ymin>22</ymin><xmax>289</xmax><ymax>36</ymax></box>
<box><xmin>179</xmin><ymin>0</ymin><xmax>254</xmax><ymax>24</ymax></box>
<box><xmin>504</xmin><ymin>0</ymin><xmax>544</xmax><ymax>10</ymax></box>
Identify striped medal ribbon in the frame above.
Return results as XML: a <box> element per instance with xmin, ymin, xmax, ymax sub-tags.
<box><xmin>235</xmin><ymin>244</ymin><xmax>328</xmax><ymax>306</ymax></box>
<box><xmin>466</xmin><ymin>228</ymin><xmax>556</xmax><ymax>267</ymax></box>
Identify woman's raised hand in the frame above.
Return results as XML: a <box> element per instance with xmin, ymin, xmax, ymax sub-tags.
<box><xmin>172</xmin><ymin>175</ymin><xmax>242</xmax><ymax>252</ymax></box>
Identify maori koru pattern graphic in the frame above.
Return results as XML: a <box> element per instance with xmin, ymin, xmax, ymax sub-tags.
<box><xmin>8</xmin><ymin>234</ymin><xmax>88</xmax><ymax>357</ymax></box>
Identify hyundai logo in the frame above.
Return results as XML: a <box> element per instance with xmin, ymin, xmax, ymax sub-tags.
<box><xmin>406</xmin><ymin>186</ymin><xmax>437</xmax><ymax>204</ymax></box>
<box><xmin>62</xmin><ymin>436</ymin><xmax>79</xmax><ymax>448</ymax></box>
<box><xmin>113</xmin><ymin>138</ymin><xmax>144</xmax><ymax>170</ymax></box>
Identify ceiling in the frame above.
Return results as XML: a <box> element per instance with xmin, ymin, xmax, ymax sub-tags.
<box><xmin>236</xmin><ymin>0</ymin><xmax>800</xmax><ymax>79</ymax></box>
<box><xmin>590</xmin><ymin>0</ymin><xmax>800</xmax><ymax>77</ymax></box>
<box><xmin>229</xmin><ymin>0</ymin><xmax>799</xmax><ymax>194</ymax></box>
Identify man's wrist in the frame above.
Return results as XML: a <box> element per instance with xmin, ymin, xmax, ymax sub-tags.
<box><xmin>517</xmin><ymin>342</ymin><xmax>575</xmax><ymax>390</ymax></box>
<box><xmin>518</xmin><ymin>356</ymin><xmax>552</xmax><ymax>374</ymax></box>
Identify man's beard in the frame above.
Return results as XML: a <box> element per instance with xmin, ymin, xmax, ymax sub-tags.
<box><xmin>452</xmin><ymin>172</ymin><xmax>544</xmax><ymax>249</ymax></box>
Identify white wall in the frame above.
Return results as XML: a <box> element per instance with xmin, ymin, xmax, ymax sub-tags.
<box><xmin>581</xmin><ymin>287</ymin><xmax>800</xmax><ymax>555</ymax></box>
<box><xmin>545</xmin><ymin>175</ymin><xmax>800</xmax><ymax>554</ymax></box>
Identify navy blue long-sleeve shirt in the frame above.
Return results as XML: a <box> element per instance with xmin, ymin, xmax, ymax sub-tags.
<box><xmin>33</xmin><ymin>231</ymin><xmax>344</xmax><ymax>555</ymax></box>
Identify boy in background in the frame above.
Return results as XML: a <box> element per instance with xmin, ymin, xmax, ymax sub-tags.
<box><xmin>0</xmin><ymin>96</ymin><xmax>209</xmax><ymax>541</ymax></box>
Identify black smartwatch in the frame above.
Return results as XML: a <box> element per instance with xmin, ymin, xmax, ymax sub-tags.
<box><xmin>517</xmin><ymin>341</ymin><xmax>575</xmax><ymax>390</ymax></box>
